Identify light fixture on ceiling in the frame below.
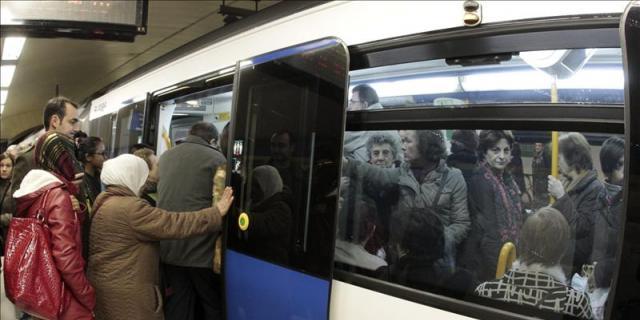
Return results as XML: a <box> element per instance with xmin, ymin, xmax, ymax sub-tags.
<box><xmin>1</xmin><ymin>90</ymin><xmax>8</xmax><ymax>104</ymax></box>
<box><xmin>1</xmin><ymin>65</ymin><xmax>16</xmax><ymax>87</ymax></box>
<box><xmin>2</xmin><ymin>37</ymin><xmax>26</xmax><ymax>60</ymax></box>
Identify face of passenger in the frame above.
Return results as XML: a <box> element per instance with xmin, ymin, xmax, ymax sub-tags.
<box><xmin>50</xmin><ymin>103</ymin><xmax>79</xmax><ymax>138</ymax></box>
<box><xmin>270</xmin><ymin>133</ymin><xmax>293</xmax><ymax>163</ymax></box>
<box><xmin>485</xmin><ymin>138</ymin><xmax>512</xmax><ymax>171</ymax></box>
<box><xmin>0</xmin><ymin>158</ymin><xmax>13</xmax><ymax>180</ymax></box>
<box><xmin>348</xmin><ymin>91</ymin><xmax>366</xmax><ymax>111</ymax></box>
<box><xmin>87</xmin><ymin>142</ymin><xmax>107</xmax><ymax>169</ymax></box>
<box><xmin>610</xmin><ymin>156</ymin><xmax>624</xmax><ymax>186</ymax></box>
<box><xmin>534</xmin><ymin>143</ymin><xmax>544</xmax><ymax>153</ymax></box>
<box><xmin>399</xmin><ymin>130</ymin><xmax>420</xmax><ymax>165</ymax></box>
<box><xmin>370</xmin><ymin>143</ymin><xmax>394</xmax><ymax>168</ymax></box>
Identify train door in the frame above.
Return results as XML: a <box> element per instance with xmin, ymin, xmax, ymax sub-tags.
<box><xmin>612</xmin><ymin>2</ymin><xmax>640</xmax><ymax>318</ymax></box>
<box><xmin>224</xmin><ymin>38</ymin><xmax>349</xmax><ymax>319</ymax></box>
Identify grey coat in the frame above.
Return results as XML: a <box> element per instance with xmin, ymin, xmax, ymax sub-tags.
<box><xmin>345</xmin><ymin>159</ymin><xmax>470</xmax><ymax>254</ymax></box>
<box><xmin>158</xmin><ymin>135</ymin><xmax>226</xmax><ymax>268</ymax></box>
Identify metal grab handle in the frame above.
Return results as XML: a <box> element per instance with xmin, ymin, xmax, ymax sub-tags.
<box><xmin>495</xmin><ymin>242</ymin><xmax>516</xmax><ymax>279</ymax></box>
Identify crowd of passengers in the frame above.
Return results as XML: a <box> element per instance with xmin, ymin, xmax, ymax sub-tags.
<box><xmin>335</xmin><ymin>85</ymin><xmax>625</xmax><ymax>319</ymax></box>
<box><xmin>1</xmin><ymin>96</ymin><xmax>235</xmax><ymax>320</ymax></box>
<box><xmin>0</xmin><ymin>88</ymin><xmax>625</xmax><ymax>320</ymax></box>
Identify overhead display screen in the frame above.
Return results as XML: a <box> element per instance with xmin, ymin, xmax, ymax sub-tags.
<box><xmin>1</xmin><ymin>0</ymin><xmax>147</xmax><ymax>41</ymax></box>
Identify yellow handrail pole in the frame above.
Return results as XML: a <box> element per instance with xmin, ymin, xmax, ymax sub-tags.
<box><xmin>550</xmin><ymin>76</ymin><xmax>559</xmax><ymax>204</ymax></box>
<box><xmin>496</xmin><ymin>242</ymin><xmax>517</xmax><ymax>279</ymax></box>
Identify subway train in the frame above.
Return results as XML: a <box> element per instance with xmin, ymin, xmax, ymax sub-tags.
<box><xmin>76</xmin><ymin>1</ymin><xmax>639</xmax><ymax>319</ymax></box>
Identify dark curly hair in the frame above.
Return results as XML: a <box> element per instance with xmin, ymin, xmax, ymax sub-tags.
<box><xmin>478</xmin><ymin>130</ymin><xmax>514</xmax><ymax>161</ymax></box>
<box><xmin>77</xmin><ymin>136</ymin><xmax>104</xmax><ymax>164</ymax></box>
<box><xmin>415</xmin><ymin>130</ymin><xmax>446</xmax><ymax>163</ymax></box>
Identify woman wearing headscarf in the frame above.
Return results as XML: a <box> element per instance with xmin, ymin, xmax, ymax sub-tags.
<box><xmin>231</xmin><ymin>165</ymin><xmax>291</xmax><ymax>265</ymax></box>
<box><xmin>88</xmin><ymin>154</ymin><xmax>233</xmax><ymax>320</ymax></box>
<box><xmin>12</xmin><ymin>132</ymin><xmax>95</xmax><ymax>319</ymax></box>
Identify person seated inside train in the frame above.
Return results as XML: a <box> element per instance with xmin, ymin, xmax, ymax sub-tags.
<box><xmin>446</xmin><ymin>129</ymin><xmax>479</xmax><ymax>182</ymax></box>
<box><xmin>459</xmin><ymin>130</ymin><xmax>525</xmax><ymax>283</ymax></box>
<box><xmin>231</xmin><ymin>165</ymin><xmax>292</xmax><ymax>265</ymax></box>
<box><xmin>88</xmin><ymin>154</ymin><xmax>234</xmax><ymax>320</ymax></box>
<box><xmin>377</xmin><ymin>208</ymin><xmax>445</xmax><ymax>292</ymax></box>
<box><xmin>343</xmin><ymin>129</ymin><xmax>469</xmax><ymax>270</ymax></box>
<box><xmin>343</xmin><ymin>84</ymin><xmax>384</xmax><ymax>162</ymax></box>
<box><xmin>475</xmin><ymin>207</ymin><xmax>593</xmax><ymax>319</ymax></box>
<box><xmin>592</xmin><ymin>136</ymin><xmax>624</xmax><ymax>264</ymax></box>
<box><xmin>589</xmin><ymin>258</ymin><xmax>615</xmax><ymax>320</ymax></box>
<box><xmin>547</xmin><ymin>132</ymin><xmax>605</xmax><ymax>274</ymax></box>
<box><xmin>134</xmin><ymin>147</ymin><xmax>160</xmax><ymax>207</ymax></box>
<box><xmin>334</xmin><ymin>199</ymin><xmax>388</xmax><ymax>272</ymax></box>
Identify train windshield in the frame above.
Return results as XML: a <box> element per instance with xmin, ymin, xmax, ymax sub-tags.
<box><xmin>349</xmin><ymin>48</ymin><xmax>622</xmax><ymax>108</ymax></box>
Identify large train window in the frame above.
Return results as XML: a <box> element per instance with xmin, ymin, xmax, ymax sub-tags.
<box><xmin>113</xmin><ymin>101</ymin><xmax>145</xmax><ymax>156</ymax></box>
<box><xmin>337</xmin><ymin>129</ymin><xmax>625</xmax><ymax>319</ymax></box>
<box><xmin>348</xmin><ymin>48</ymin><xmax>622</xmax><ymax>109</ymax></box>
<box><xmin>88</xmin><ymin>113</ymin><xmax>115</xmax><ymax>158</ymax></box>
<box><xmin>155</xmin><ymin>85</ymin><xmax>232</xmax><ymax>156</ymax></box>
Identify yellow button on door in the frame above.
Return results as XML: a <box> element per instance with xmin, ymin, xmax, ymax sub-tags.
<box><xmin>238</xmin><ymin>212</ymin><xmax>249</xmax><ymax>231</ymax></box>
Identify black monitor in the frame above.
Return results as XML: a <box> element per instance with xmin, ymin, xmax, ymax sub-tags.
<box><xmin>1</xmin><ymin>0</ymin><xmax>147</xmax><ymax>42</ymax></box>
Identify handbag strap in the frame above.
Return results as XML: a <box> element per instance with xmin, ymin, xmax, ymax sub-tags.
<box><xmin>35</xmin><ymin>189</ymin><xmax>53</xmax><ymax>225</ymax></box>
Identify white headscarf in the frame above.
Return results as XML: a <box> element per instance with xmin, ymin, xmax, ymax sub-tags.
<box><xmin>101</xmin><ymin>154</ymin><xmax>149</xmax><ymax>196</ymax></box>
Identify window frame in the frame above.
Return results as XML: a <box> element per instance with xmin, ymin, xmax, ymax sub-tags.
<box><xmin>335</xmin><ymin>15</ymin><xmax>627</xmax><ymax>320</ymax></box>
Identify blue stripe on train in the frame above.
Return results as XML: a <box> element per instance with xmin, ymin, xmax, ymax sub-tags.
<box><xmin>225</xmin><ymin>249</ymin><xmax>330</xmax><ymax>320</ymax></box>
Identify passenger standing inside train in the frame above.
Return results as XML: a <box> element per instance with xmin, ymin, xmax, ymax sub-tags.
<box><xmin>157</xmin><ymin>122</ymin><xmax>226</xmax><ymax>320</ymax></box>
<box><xmin>592</xmin><ymin>136</ymin><xmax>624</xmax><ymax>263</ymax></box>
<box><xmin>133</xmin><ymin>148</ymin><xmax>159</xmax><ymax>207</ymax></box>
<box><xmin>462</xmin><ymin>130</ymin><xmax>524</xmax><ymax>282</ymax></box>
<box><xmin>343</xmin><ymin>130</ymin><xmax>469</xmax><ymax>271</ymax></box>
<box><xmin>0</xmin><ymin>152</ymin><xmax>15</xmax><ymax>254</ymax></box>
<box><xmin>343</xmin><ymin>84</ymin><xmax>383</xmax><ymax>162</ymax></box>
<box><xmin>10</xmin><ymin>97</ymin><xmax>79</xmax><ymax>213</ymax></box>
<box><xmin>78</xmin><ymin>137</ymin><xmax>107</xmax><ymax>204</ymax></box>
<box><xmin>475</xmin><ymin>207</ymin><xmax>593</xmax><ymax>319</ymax></box>
<box><xmin>268</xmin><ymin>129</ymin><xmax>303</xmax><ymax>190</ymax></box>
<box><xmin>531</xmin><ymin>141</ymin><xmax>551</xmax><ymax>208</ymax></box>
<box><xmin>548</xmin><ymin>132</ymin><xmax>604</xmax><ymax>273</ymax></box>
<box><xmin>88</xmin><ymin>155</ymin><xmax>233</xmax><ymax>320</ymax></box>
<box><xmin>446</xmin><ymin>130</ymin><xmax>479</xmax><ymax>182</ymax></box>
<box><xmin>12</xmin><ymin>132</ymin><xmax>95</xmax><ymax>319</ymax></box>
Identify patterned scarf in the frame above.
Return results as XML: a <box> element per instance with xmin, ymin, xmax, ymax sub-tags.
<box><xmin>479</xmin><ymin>162</ymin><xmax>524</xmax><ymax>243</ymax></box>
<box><xmin>35</xmin><ymin>132</ymin><xmax>83</xmax><ymax>195</ymax></box>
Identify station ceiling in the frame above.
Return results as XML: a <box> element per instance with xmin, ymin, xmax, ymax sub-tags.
<box><xmin>0</xmin><ymin>0</ymin><xmax>279</xmax><ymax>140</ymax></box>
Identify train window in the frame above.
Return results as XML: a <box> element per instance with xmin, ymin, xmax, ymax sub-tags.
<box><xmin>113</xmin><ymin>101</ymin><xmax>145</xmax><ymax>156</ymax></box>
<box><xmin>156</xmin><ymin>85</ymin><xmax>232</xmax><ymax>156</ymax></box>
<box><xmin>88</xmin><ymin>114</ymin><xmax>114</xmax><ymax>158</ymax></box>
<box><xmin>348</xmin><ymin>48</ymin><xmax>622</xmax><ymax>109</ymax></box>
<box><xmin>337</xmin><ymin>129</ymin><xmax>624</xmax><ymax>319</ymax></box>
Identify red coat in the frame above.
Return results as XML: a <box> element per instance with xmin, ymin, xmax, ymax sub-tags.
<box><xmin>15</xmin><ymin>180</ymin><xmax>95</xmax><ymax>320</ymax></box>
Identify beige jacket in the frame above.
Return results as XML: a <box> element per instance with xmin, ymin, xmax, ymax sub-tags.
<box><xmin>88</xmin><ymin>186</ymin><xmax>222</xmax><ymax>320</ymax></box>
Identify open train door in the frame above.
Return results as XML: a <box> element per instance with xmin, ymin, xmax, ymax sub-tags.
<box><xmin>611</xmin><ymin>2</ymin><xmax>640</xmax><ymax>318</ymax></box>
<box><xmin>223</xmin><ymin>38</ymin><xmax>349</xmax><ymax>319</ymax></box>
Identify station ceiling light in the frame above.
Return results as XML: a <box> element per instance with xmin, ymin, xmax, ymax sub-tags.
<box><xmin>2</xmin><ymin>37</ymin><xmax>26</xmax><ymax>60</ymax></box>
<box><xmin>1</xmin><ymin>65</ymin><xmax>16</xmax><ymax>87</ymax></box>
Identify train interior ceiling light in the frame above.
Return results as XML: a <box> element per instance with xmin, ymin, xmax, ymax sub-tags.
<box><xmin>0</xmin><ymin>0</ymin><xmax>148</xmax><ymax>42</ymax></box>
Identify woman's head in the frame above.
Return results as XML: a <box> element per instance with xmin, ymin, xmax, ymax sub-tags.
<box><xmin>399</xmin><ymin>130</ymin><xmax>446</xmax><ymax>165</ymax></box>
<box><xmin>558</xmin><ymin>132</ymin><xmax>593</xmax><ymax>176</ymax></box>
<box><xmin>251</xmin><ymin>165</ymin><xmax>283</xmax><ymax>204</ymax></box>
<box><xmin>400</xmin><ymin>208</ymin><xmax>445</xmax><ymax>261</ymax></box>
<box><xmin>0</xmin><ymin>152</ymin><xmax>15</xmax><ymax>180</ymax></box>
<box><xmin>133</xmin><ymin>148</ymin><xmax>158</xmax><ymax>181</ymax></box>
<box><xmin>478</xmin><ymin>130</ymin><xmax>514</xmax><ymax>171</ymax></box>
<box><xmin>519</xmin><ymin>207</ymin><xmax>570</xmax><ymax>266</ymax></box>
<box><xmin>600</xmin><ymin>136</ymin><xmax>624</xmax><ymax>186</ymax></box>
<box><xmin>101</xmin><ymin>154</ymin><xmax>149</xmax><ymax>196</ymax></box>
<box><xmin>78</xmin><ymin>136</ymin><xmax>106</xmax><ymax>170</ymax></box>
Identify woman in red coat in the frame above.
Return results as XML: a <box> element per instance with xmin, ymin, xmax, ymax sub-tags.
<box><xmin>12</xmin><ymin>132</ymin><xmax>95</xmax><ymax>319</ymax></box>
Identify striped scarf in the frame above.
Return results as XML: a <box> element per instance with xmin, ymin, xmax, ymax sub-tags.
<box><xmin>35</xmin><ymin>132</ymin><xmax>83</xmax><ymax>195</ymax></box>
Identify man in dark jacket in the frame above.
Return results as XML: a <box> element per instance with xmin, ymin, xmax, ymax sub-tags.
<box><xmin>158</xmin><ymin>122</ymin><xmax>226</xmax><ymax>320</ymax></box>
